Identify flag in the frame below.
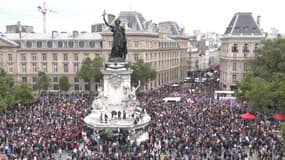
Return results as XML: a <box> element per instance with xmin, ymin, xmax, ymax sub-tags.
<box><xmin>134</xmin><ymin>107</ymin><xmax>143</xmax><ymax>118</ymax></box>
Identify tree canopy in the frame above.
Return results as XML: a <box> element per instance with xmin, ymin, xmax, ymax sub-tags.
<box><xmin>59</xmin><ymin>75</ymin><xmax>71</xmax><ymax>92</ymax></box>
<box><xmin>236</xmin><ymin>36</ymin><xmax>285</xmax><ymax>111</ymax></box>
<box><xmin>0</xmin><ymin>69</ymin><xmax>34</xmax><ymax>111</ymax></box>
<box><xmin>78</xmin><ymin>57</ymin><xmax>103</xmax><ymax>91</ymax></box>
<box><xmin>38</xmin><ymin>71</ymin><xmax>51</xmax><ymax>92</ymax></box>
<box><xmin>130</xmin><ymin>59</ymin><xmax>157</xmax><ymax>87</ymax></box>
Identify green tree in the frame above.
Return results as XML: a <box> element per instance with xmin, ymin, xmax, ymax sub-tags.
<box><xmin>38</xmin><ymin>71</ymin><xmax>51</xmax><ymax>92</ymax></box>
<box><xmin>252</xmin><ymin>35</ymin><xmax>285</xmax><ymax>81</ymax></box>
<box><xmin>130</xmin><ymin>59</ymin><xmax>157</xmax><ymax>87</ymax></box>
<box><xmin>78</xmin><ymin>57</ymin><xmax>103</xmax><ymax>91</ymax></box>
<box><xmin>0</xmin><ymin>70</ymin><xmax>14</xmax><ymax>110</ymax></box>
<box><xmin>13</xmin><ymin>82</ymin><xmax>34</xmax><ymax>104</ymax></box>
<box><xmin>59</xmin><ymin>76</ymin><xmax>71</xmax><ymax>92</ymax></box>
<box><xmin>236</xmin><ymin>36</ymin><xmax>285</xmax><ymax>111</ymax></box>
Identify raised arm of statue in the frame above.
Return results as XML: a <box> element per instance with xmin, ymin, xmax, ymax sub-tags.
<box><xmin>102</xmin><ymin>10</ymin><xmax>111</xmax><ymax>27</ymax></box>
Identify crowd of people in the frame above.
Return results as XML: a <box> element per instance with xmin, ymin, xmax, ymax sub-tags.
<box><xmin>0</xmin><ymin>76</ymin><xmax>284</xmax><ymax>159</ymax></box>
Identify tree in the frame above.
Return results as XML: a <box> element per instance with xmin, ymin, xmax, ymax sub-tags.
<box><xmin>0</xmin><ymin>69</ymin><xmax>33</xmax><ymax>111</ymax></box>
<box><xmin>59</xmin><ymin>76</ymin><xmax>71</xmax><ymax>92</ymax></box>
<box><xmin>78</xmin><ymin>57</ymin><xmax>103</xmax><ymax>91</ymax></box>
<box><xmin>13</xmin><ymin>82</ymin><xmax>34</xmax><ymax>104</ymax></box>
<box><xmin>0</xmin><ymin>70</ymin><xmax>15</xmax><ymax>110</ymax></box>
<box><xmin>236</xmin><ymin>36</ymin><xmax>285</xmax><ymax>111</ymax></box>
<box><xmin>38</xmin><ymin>71</ymin><xmax>51</xmax><ymax>92</ymax></box>
<box><xmin>130</xmin><ymin>59</ymin><xmax>157</xmax><ymax>87</ymax></box>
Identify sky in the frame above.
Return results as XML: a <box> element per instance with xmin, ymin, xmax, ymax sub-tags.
<box><xmin>0</xmin><ymin>0</ymin><xmax>284</xmax><ymax>34</ymax></box>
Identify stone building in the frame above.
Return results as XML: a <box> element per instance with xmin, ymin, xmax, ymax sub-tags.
<box><xmin>0</xmin><ymin>11</ymin><xmax>188</xmax><ymax>93</ymax></box>
<box><xmin>219</xmin><ymin>12</ymin><xmax>265</xmax><ymax>90</ymax></box>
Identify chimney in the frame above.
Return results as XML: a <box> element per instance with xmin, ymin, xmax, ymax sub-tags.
<box><xmin>73</xmin><ymin>30</ymin><xmax>79</xmax><ymax>38</ymax></box>
<box><xmin>52</xmin><ymin>31</ymin><xmax>58</xmax><ymax>38</ymax></box>
<box><xmin>257</xmin><ymin>15</ymin><xmax>261</xmax><ymax>27</ymax></box>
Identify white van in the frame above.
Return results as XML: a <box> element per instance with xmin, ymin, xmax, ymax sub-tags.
<box><xmin>162</xmin><ymin>97</ymin><xmax>181</xmax><ymax>103</ymax></box>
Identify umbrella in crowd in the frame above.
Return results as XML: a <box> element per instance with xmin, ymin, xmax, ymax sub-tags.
<box><xmin>272</xmin><ymin>113</ymin><xmax>285</xmax><ymax>121</ymax></box>
<box><xmin>240</xmin><ymin>112</ymin><xmax>256</xmax><ymax>120</ymax></box>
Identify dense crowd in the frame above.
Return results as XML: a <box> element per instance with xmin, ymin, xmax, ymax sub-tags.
<box><xmin>0</xmin><ymin>77</ymin><xmax>284</xmax><ymax>159</ymax></box>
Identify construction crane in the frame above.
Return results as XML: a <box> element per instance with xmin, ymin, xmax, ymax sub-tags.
<box><xmin>37</xmin><ymin>2</ymin><xmax>56</xmax><ymax>33</ymax></box>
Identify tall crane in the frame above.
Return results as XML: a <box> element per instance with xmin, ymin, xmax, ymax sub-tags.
<box><xmin>37</xmin><ymin>2</ymin><xmax>56</xmax><ymax>33</ymax></box>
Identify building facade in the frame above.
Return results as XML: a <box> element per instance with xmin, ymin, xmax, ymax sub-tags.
<box><xmin>219</xmin><ymin>12</ymin><xmax>265</xmax><ymax>90</ymax></box>
<box><xmin>0</xmin><ymin>11</ymin><xmax>188</xmax><ymax>93</ymax></box>
<box><xmin>1</xmin><ymin>31</ymin><xmax>102</xmax><ymax>93</ymax></box>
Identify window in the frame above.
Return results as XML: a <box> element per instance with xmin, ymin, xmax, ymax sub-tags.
<box><xmin>232</xmin><ymin>43</ymin><xmax>238</xmax><ymax>52</ymax></box>
<box><xmin>89</xmin><ymin>41</ymin><xmax>95</xmax><ymax>48</ymax></box>
<box><xmin>47</xmin><ymin>41</ymin><xmax>53</xmax><ymax>48</ymax></box>
<box><xmin>73</xmin><ymin>54</ymin><xmax>79</xmax><ymax>61</ymax></box>
<box><xmin>8</xmin><ymin>54</ymin><xmax>12</xmax><ymax>61</ymax></box>
<box><xmin>85</xmin><ymin>83</ymin><xmax>90</xmax><ymax>91</ymax></box>
<box><xmin>53</xmin><ymin>77</ymin><xmax>59</xmax><ymax>90</ymax></box>
<box><xmin>32</xmin><ymin>54</ymin><xmax>37</xmax><ymax>61</ymax></box>
<box><xmin>74</xmin><ymin>63</ymin><xmax>79</xmax><ymax>73</ymax></box>
<box><xmin>134</xmin><ymin>41</ymin><xmax>139</xmax><ymax>48</ymax></box>
<box><xmin>53</xmin><ymin>77</ymin><xmax>58</xmax><ymax>83</ymax></box>
<box><xmin>79</xmin><ymin>41</ymin><xmax>84</xmax><ymax>48</ymax></box>
<box><xmin>134</xmin><ymin>54</ymin><xmax>139</xmax><ymax>61</ymax></box>
<box><xmin>58</xmin><ymin>41</ymin><xmax>63</xmax><ymax>48</ymax></box>
<box><xmin>42</xmin><ymin>63</ymin><xmax>48</xmax><ymax>72</ymax></box>
<box><xmin>244</xmin><ymin>63</ymin><xmax>248</xmax><ymax>72</ymax></box>
<box><xmin>21</xmin><ymin>63</ymin><xmax>26</xmax><ymax>73</ymax></box>
<box><xmin>26</xmin><ymin>41</ymin><xmax>32</xmax><ymax>48</ymax></box>
<box><xmin>64</xmin><ymin>63</ymin><xmax>69</xmax><ymax>72</ymax></box>
<box><xmin>8</xmin><ymin>64</ymin><xmax>13</xmax><ymax>73</ymax></box>
<box><xmin>53</xmin><ymin>84</ymin><xmax>59</xmax><ymax>90</ymax></box>
<box><xmin>233</xmin><ymin>63</ymin><xmax>237</xmax><ymax>71</ymax></box>
<box><xmin>68</xmin><ymin>41</ymin><xmax>74</xmax><ymax>48</ymax></box>
<box><xmin>63</xmin><ymin>54</ymin><xmax>68</xmax><ymax>61</ymax></box>
<box><xmin>74</xmin><ymin>84</ymin><xmax>80</xmax><ymax>91</ymax></box>
<box><xmin>22</xmin><ymin>77</ymin><xmax>27</xmax><ymax>82</ymax></box>
<box><xmin>53</xmin><ymin>63</ymin><xmax>58</xmax><ymax>73</ymax></box>
<box><xmin>42</xmin><ymin>53</ymin><xmax>47</xmax><ymax>61</ymax></box>
<box><xmin>32</xmin><ymin>63</ymin><xmax>37</xmax><ymax>73</ymax></box>
<box><xmin>232</xmin><ymin>74</ymin><xmax>236</xmax><ymax>81</ymax></box>
<box><xmin>74</xmin><ymin>77</ymin><xmax>79</xmax><ymax>83</ymax></box>
<box><xmin>37</xmin><ymin>41</ymin><xmax>42</xmax><ymax>48</ymax></box>
<box><xmin>53</xmin><ymin>53</ymin><xmax>57</xmax><ymax>61</ymax></box>
<box><xmin>243</xmin><ymin>43</ymin><xmax>249</xmax><ymax>52</ymax></box>
<box><xmin>21</xmin><ymin>54</ymin><xmax>26</xmax><ymax>61</ymax></box>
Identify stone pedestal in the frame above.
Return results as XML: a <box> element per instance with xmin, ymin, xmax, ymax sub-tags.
<box><xmin>84</xmin><ymin>60</ymin><xmax>150</xmax><ymax>133</ymax></box>
<box><xmin>101</xmin><ymin>62</ymin><xmax>132</xmax><ymax>111</ymax></box>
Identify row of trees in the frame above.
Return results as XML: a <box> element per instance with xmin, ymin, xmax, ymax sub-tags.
<box><xmin>236</xmin><ymin>36</ymin><xmax>285</xmax><ymax>112</ymax></box>
<box><xmin>0</xmin><ymin>57</ymin><xmax>156</xmax><ymax>111</ymax></box>
<box><xmin>78</xmin><ymin>57</ymin><xmax>157</xmax><ymax>90</ymax></box>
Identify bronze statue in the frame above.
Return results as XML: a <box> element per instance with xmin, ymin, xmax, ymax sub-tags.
<box><xmin>103</xmin><ymin>10</ymin><xmax>128</xmax><ymax>61</ymax></box>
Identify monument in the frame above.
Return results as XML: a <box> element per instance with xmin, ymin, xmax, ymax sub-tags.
<box><xmin>84</xmin><ymin>10</ymin><xmax>151</xmax><ymax>144</ymax></box>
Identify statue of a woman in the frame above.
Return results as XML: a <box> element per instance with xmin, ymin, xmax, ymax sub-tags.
<box><xmin>103</xmin><ymin>10</ymin><xmax>128</xmax><ymax>61</ymax></box>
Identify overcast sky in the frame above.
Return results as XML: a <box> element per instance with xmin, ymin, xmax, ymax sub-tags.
<box><xmin>0</xmin><ymin>0</ymin><xmax>283</xmax><ymax>34</ymax></box>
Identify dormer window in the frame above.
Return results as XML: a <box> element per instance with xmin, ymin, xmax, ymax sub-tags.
<box><xmin>243</xmin><ymin>43</ymin><xmax>249</xmax><ymax>52</ymax></box>
<box><xmin>58</xmin><ymin>41</ymin><xmax>63</xmax><ymax>48</ymax></box>
<box><xmin>26</xmin><ymin>41</ymin><xmax>32</xmax><ymax>48</ymax></box>
<box><xmin>232</xmin><ymin>43</ymin><xmax>238</xmax><ymax>52</ymax></box>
